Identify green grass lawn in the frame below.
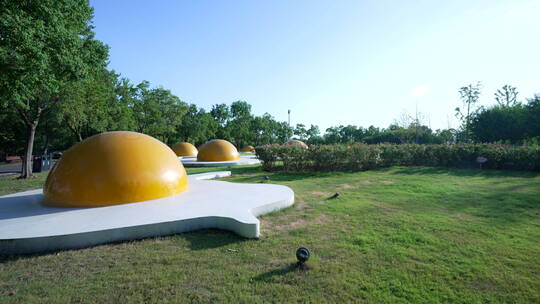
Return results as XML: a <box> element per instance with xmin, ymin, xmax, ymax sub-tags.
<box><xmin>1</xmin><ymin>166</ymin><xmax>539</xmax><ymax>303</ymax></box>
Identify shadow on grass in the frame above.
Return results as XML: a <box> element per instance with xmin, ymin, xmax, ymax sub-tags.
<box><xmin>189</xmin><ymin>164</ymin><xmax>351</xmax><ymax>183</ymax></box>
<box><xmin>0</xmin><ymin>229</ymin><xmax>246</xmax><ymax>263</ymax></box>
<box><xmin>389</xmin><ymin>166</ymin><xmax>540</xmax><ymax>178</ymax></box>
<box><xmin>383</xmin><ymin>167</ymin><xmax>540</xmax><ymax>225</ymax></box>
<box><xmin>252</xmin><ymin>262</ymin><xmax>309</xmax><ymax>282</ymax></box>
<box><xmin>436</xmin><ymin>183</ymin><xmax>540</xmax><ymax>225</ymax></box>
<box><xmin>0</xmin><ymin>252</ymin><xmax>48</xmax><ymax>264</ymax></box>
<box><xmin>261</xmin><ymin>171</ymin><xmax>344</xmax><ymax>183</ymax></box>
<box><xmin>186</xmin><ymin>165</ymin><xmax>263</xmax><ymax>176</ymax></box>
<box><xmin>226</xmin><ymin>173</ymin><xmax>326</xmax><ymax>184</ymax></box>
<box><xmin>226</xmin><ymin>166</ymin><xmax>263</xmax><ymax>175</ymax></box>
<box><xmin>182</xmin><ymin>229</ymin><xmax>246</xmax><ymax>251</ymax></box>
<box><xmin>214</xmin><ymin>168</ymin><xmax>340</xmax><ymax>184</ymax></box>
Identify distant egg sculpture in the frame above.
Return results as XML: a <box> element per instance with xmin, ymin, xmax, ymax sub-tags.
<box><xmin>242</xmin><ymin>145</ymin><xmax>255</xmax><ymax>153</ymax></box>
<box><xmin>172</xmin><ymin>142</ymin><xmax>198</xmax><ymax>157</ymax></box>
<box><xmin>284</xmin><ymin>139</ymin><xmax>308</xmax><ymax>149</ymax></box>
<box><xmin>197</xmin><ymin>139</ymin><xmax>240</xmax><ymax>161</ymax></box>
<box><xmin>43</xmin><ymin>131</ymin><xmax>188</xmax><ymax>207</ymax></box>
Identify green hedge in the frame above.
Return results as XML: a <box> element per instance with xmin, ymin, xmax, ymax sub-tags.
<box><xmin>255</xmin><ymin>144</ymin><xmax>540</xmax><ymax>172</ymax></box>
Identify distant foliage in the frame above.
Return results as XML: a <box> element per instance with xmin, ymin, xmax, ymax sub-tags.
<box><xmin>1</xmin><ymin>5</ymin><xmax>538</xmax><ymax>169</ymax></box>
<box><xmin>0</xmin><ymin>0</ymin><xmax>109</xmax><ymax>177</ymax></box>
<box><xmin>455</xmin><ymin>83</ymin><xmax>483</xmax><ymax>143</ymax></box>
<box><xmin>494</xmin><ymin>84</ymin><xmax>519</xmax><ymax>107</ymax></box>
<box><xmin>255</xmin><ymin>144</ymin><xmax>540</xmax><ymax>172</ymax></box>
<box><xmin>470</xmin><ymin>94</ymin><xmax>540</xmax><ymax>144</ymax></box>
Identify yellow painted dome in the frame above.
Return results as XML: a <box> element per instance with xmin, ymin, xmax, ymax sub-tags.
<box><xmin>284</xmin><ymin>139</ymin><xmax>308</xmax><ymax>149</ymax></box>
<box><xmin>172</xmin><ymin>142</ymin><xmax>198</xmax><ymax>157</ymax></box>
<box><xmin>197</xmin><ymin>139</ymin><xmax>240</xmax><ymax>161</ymax></box>
<box><xmin>241</xmin><ymin>145</ymin><xmax>255</xmax><ymax>152</ymax></box>
<box><xmin>43</xmin><ymin>131</ymin><xmax>188</xmax><ymax>207</ymax></box>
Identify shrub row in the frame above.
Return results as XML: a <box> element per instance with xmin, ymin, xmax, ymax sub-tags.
<box><xmin>255</xmin><ymin>144</ymin><xmax>540</xmax><ymax>172</ymax></box>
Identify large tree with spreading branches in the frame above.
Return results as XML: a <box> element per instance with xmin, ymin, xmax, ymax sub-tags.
<box><xmin>0</xmin><ymin>0</ymin><xmax>109</xmax><ymax>177</ymax></box>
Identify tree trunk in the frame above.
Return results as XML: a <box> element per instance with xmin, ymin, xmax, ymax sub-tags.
<box><xmin>21</xmin><ymin>123</ymin><xmax>37</xmax><ymax>178</ymax></box>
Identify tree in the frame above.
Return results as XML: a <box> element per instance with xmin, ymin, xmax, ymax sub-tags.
<box><xmin>435</xmin><ymin>128</ymin><xmax>456</xmax><ymax>144</ymax></box>
<box><xmin>226</xmin><ymin>100</ymin><xmax>253</xmax><ymax>147</ymax></box>
<box><xmin>470</xmin><ymin>104</ymin><xmax>527</xmax><ymax>143</ymax></box>
<box><xmin>469</xmin><ymin>94</ymin><xmax>540</xmax><ymax>143</ymax></box>
<box><xmin>275</xmin><ymin>121</ymin><xmax>294</xmax><ymax>144</ymax></box>
<box><xmin>306</xmin><ymin>125</ymin><xmax>321</xmax><ymax>143</ymax></box>
<box><xmin>339</xmin><ymin>125</ymin><xmax>360</xmax><ymax>143</ymax></box>
<box><xmin>293</xmin><ymin>124</ymin><xmax>308</xmax><ymax>140</ymax></box>
<box><xmin>132</xmin><ymin>81</ymin><xmax>188</xmax><ymax>144</ymax></box>
<box><xmin>230</xmin><ymin>100</ymin><xmax>252</xmax><ymax>119</ymax></box>
<box><xmin>0</xmin><ymin>107</ymin><xmax>27</xmax><ymax>159</ymax></box>
<box><xmin>108</xmin><ymin>75</ymin><xmax>137</xmax><ymax>132</ymax></box>
<box><xmin>495</xmin><ymin>84</ymin><xmax>519</xmax><ymax>107</ymax></box>
<box><xmin>455</xmin><ymin>82</ymin><xmax>482</xmax><ymax>142</ymax></box>
<box><xmin>57</xmin><ymin>68</ymin><xmax>116</xmax><ymax>142</ymax></box>
<box><xmin>324</xmin><ymin>126</ymin><xmax>342</xmax><ymax>144</ymax></box>
<box><xmin>294</xmin><ymin>124</ymin><xmax>320</xmax><ymax>142</ymax></box>
<box><xmin>525</xmin><ymin>95</ymin><xmax>540</xmax><ymax>139</ymax></box>
<box><xmin>0</xmin><ymin>0</ymin><xmax>109</xmax><ymax>177</ymax></box>
<box><xmin>210</xmin><ymin>103</ymin><xmax>230</xmax><ymax>139</ymax></box>
<box><xmin>177</xmin><ymin>105</ymin><xmax>218</xmax><ymax>146</ymax></box>
<box><xmin>210</xmin><ymin>103</ymin><xmax>230</xmax><ymax>126</ymax></box>
<box><xmin>250</xmin><ymin>113</ymin><xmax>280</xmax><ymax>146</ymax></box>
<box><xmin>393</xmin><ymin>110</ymin><xmax>414</xmax><ymax>128</ymax></box>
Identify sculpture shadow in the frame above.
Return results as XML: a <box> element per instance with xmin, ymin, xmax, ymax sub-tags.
<box><xmin>0</xmin><ymin>193</ymin><xmax>79</xmax><ymax>220</ymax></box>
<box><xmin>389</xmin><ymin>166</ymin><xmax>540</xmax><ymax>178</ymax></box>
<box><xmin>182</xmin><ymin>229</ymin><xmax>246</xmax><ymax>251</ymax></box>
<box><xmin>257</xmin><ymin>172</ymin><xmax>338</xmax><ymax>183</ymax></box>
<box><xmin>252</xmin><ymin>262</ymin><xmax>309</xmax><ymax>282</ymax></box>
<box><xmin>0</xmin><ymin>229</ymin><xmax>247</xmax><ymax>263</ymax></box>
<box><xmin>226</xmin><ymin>166</ymin><xmax>264</xmax><ymax>175</ymax></box>
<box><xmin>0</xmin><ymin>251</ymin><xmax>49</xmax><ymax>263</ymax></box>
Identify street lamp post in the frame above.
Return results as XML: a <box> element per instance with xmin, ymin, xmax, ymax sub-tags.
<box><xmin>288</xmin><ymin>109</ymin><xmax>291</xmax><ymax>127</ymax></box>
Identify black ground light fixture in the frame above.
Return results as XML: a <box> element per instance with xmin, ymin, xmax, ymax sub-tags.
<box><xmin>296</xmin><ymin>247</ymin><xmax>310</xmax><ymax>264</ymax></box>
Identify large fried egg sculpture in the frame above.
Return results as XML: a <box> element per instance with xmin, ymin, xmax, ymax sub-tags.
<box><xmin>0</xmin><ymin>132</ymin><xmax>293</xmax><ymax>254</ymax></box>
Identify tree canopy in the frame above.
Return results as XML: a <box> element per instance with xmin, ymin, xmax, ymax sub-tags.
<box><xmin>1</xmin><ymin>2</ymin><xmax>538</xmax><ymax>176</ymax></box>
<box><xmin>0</xmin><ymin>0</ymin><xmax>109</xmax><ymax>177</ymax></box>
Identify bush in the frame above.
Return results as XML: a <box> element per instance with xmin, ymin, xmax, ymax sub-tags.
<box><xmin>255</xmin><ymin>143</ymin><xmax>540</xmax><ymax>172</ymax></box>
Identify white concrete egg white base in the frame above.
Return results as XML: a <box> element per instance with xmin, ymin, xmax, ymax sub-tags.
<box><xmin>180</xmin><ymin>155</ymin><xmax>261</xmax><ymax>167</ymax></box>
<box><xmin>0</xmin><ymin>171</ymin><xmax>294</xmax><ymax>254</ymax></box>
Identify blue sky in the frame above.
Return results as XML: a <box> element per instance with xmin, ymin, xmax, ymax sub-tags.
<box><xmin>90</xmin><ymin>0</ymin><xmax>540</xmax><ymax>132</ymax></box>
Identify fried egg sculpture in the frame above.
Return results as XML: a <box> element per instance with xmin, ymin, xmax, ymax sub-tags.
<box><xmin>284</xmin><ymin>139</ymin><xmax>309</xmax><ymax>149</ymax></box>
<box><xmin>181</xmin><ymin>139</ymin><xmax>260</xmax><ymax>167</ymax></box>
<box><xmin>44</xmin><ymin>132</ymin><xmax>188</xmax><ymax>207</ymax></box>
<box><xmin>197</xmin><ymin>139</ymin><xmax>240</xmax><ymax>161</ymax></box>
<box><xmin>0</xmin><ymin>132</ymin><xmax>293</xmax><ymax>254</ymax></box>
<box><xmin>242</xmin><ymin>145</ymin><xmax>255</xmax><ymax>153</ymax></box>
<box><xmin>172</xmin><ymin>142</ymin><xmax>198</xmax><ymax>157</ymax></box>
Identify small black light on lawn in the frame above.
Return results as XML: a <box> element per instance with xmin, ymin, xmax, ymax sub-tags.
<box><xmin>296</xmin><ymin>247</ymin><xmax>310</xmax><ymax>264</ymax></box>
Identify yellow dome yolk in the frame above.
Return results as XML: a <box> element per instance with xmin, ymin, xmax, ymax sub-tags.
<box><xmin>172</xmin><ymin>142</ymin><xmax>198</xmax><ymax>157</ymax></box>
<box><xmin>241</xmin><ymin>145</ymin><xmax>255</xmax><ymax>153</ymax></box>
<box><xmin>197</xmin><ymin>139</ymin><xmax>240</xmax><ymax>161</ymax></box>
<box><xmin>284</xmin><ymin>140</ymin><xmax>308</xmax><ymax>149</ymax></box>
<box><xmin>43</xmin><ymin>131</ymin><xmax>188</xmax><ymax>207</ymax></box>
